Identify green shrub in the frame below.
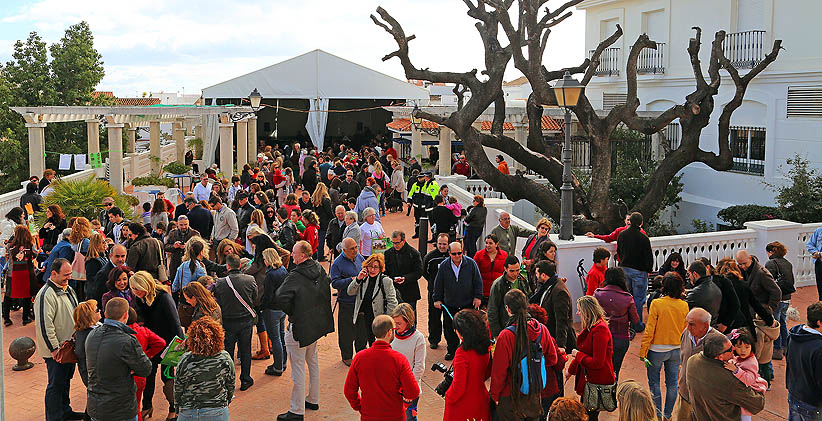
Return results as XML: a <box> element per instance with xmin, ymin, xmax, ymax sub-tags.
<box><xmin>163</xmin><ymin>161</ymin><xmax>191</xmax><ymax>175</ymax></box>
<box><xmin>717</xmin><ymin>204</ymin><xmax>782</xmax><ymax>228</ymax></box>
<box><xmin>132</xmin><ymin>176</ymin><xmax>175</xmax><ymax>188</ymax></box>
<box><xmin>765</xmin><ymin>154</ymin><xmax>822</xmax><ymax>223</ymax></box>
<box><xmin>35</xmin><ymin>176</ymin><xmax>135</xmax><ymax>227</ymax></box>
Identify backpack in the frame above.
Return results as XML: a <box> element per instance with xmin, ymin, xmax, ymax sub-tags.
<box><xmin>504</xmin><ymin>324</ymin><xmax>547</xmax><ymax>417</ymax></box>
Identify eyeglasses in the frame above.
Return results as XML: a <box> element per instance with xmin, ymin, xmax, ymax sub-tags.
<box><xmin>104</xmin><ymin>203</ymin><xmax>113</xmax><ymax>207</ymax></box>
<box><xmin>368</xmin><ymin>265</ymin><xmax>380</xmax><ymax>270</ymax></box>
<box><xmin>450</xmin><ymin>251</ymin><xmax>462</xmax><ymax>256</ymax></box>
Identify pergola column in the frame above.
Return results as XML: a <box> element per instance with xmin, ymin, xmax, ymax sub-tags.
<box><xmin>125</xmin><ymin>123</ymin><xmax>137</xmax><ymax>153</ymax></box>
<box><xmin>173</xmin><ymin>120</ymin><xmax>186</xmax><ymax>163</ymax></box>
<box><xmin>26</xmin><ymin>122</ymin><xmax>46</xmax><ymax>178</ymax></box>
<box><xmin>218</xmin><ymin>118</ymin><xmax>234</xmax><ymax>176</ymax></box>
<box><xmin>410</xmin><ymin>124</ymin><xmax>422</xmax><ymax>160</ymax></box>
<box><xmin>149</xmin><ymin>120</ymin><xmax>161</xmax><ymax>175</ymax></box>
<box><xmin>106</xmin><ymin>118</ymin><xmax>125</xmax><ymax>193</ymax></box>
<box><xmin>86</xmin><ymin>119</ymin><xmax>101</xmax><ymax>172</ymax></box>
<box><xmin>438</xmin><ymin>126</ymin><xmax>452</xmax><ymax>176</ymax></box>
<box><xmin>247</xmin><ymin>116</ymin><xmax>258</xmax><ymax>164</ymax></box>
<box><xmin>236</xmin><ymin>119</ymin><xmax>248</xmax><ymax>169</ymax></box>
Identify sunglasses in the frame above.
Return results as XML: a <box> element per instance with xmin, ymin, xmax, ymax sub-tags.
<box><xmin>104</xmin><ymin>203</ymin><xmax>114</xmax><ymax>207</ymax></box>
<box><xmin>450</xmin><ymin>251</ymin><xmax>462</xmax><ymax>256</ymax></box>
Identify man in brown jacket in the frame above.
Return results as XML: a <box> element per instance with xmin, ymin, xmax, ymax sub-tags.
<box><xmin>533</xmin><ymin>261</ymin><xmax>575</xmax><ymax>351</ymax></box>
<box><xmin>686</xmin><ymin>334</ymin><xmax>765</xmax><ymax>420</ymax></box>
<box><xmin>676</xmin><ymin>308</ymin><xmax>725</xmax><ymax>421</ymax></box>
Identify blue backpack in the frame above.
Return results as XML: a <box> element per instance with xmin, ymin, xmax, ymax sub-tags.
<box><xmin>505</xmin><ymin>325</ymin><xmax>547</xmax><ymax>395</ymax></box>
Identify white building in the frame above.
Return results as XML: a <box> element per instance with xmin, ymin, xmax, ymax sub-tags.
<box><xmin>576</xmin><ymin>0</ymin><xmax>822</xmax><ymax>231</ymax></box>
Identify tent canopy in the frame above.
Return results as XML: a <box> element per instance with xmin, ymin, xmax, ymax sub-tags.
<box><xmin>201</xmin><ymin>49</ymin><xmax>429</xmax><ymax>101</ymax></box>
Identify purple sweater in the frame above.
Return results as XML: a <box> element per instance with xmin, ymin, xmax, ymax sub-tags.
<box><xmin>594</xmin><ymin>285</ymin><xmax>640</xmax><ymax>340</ymax></box>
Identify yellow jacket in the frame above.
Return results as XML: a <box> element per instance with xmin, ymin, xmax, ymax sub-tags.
<box><xmin>639</xmin><ymin>296</ymin><xmax>689</xmax><ymax>358</ymax></box>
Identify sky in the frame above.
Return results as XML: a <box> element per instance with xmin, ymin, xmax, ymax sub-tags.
<box><xmin>0</xmin><ymin>0</ymin><xmax>585</xmax><ymax>98</ymax></box>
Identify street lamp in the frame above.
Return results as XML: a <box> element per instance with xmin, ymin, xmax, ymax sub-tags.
<box><xmin>230</xmin><ymin>88</ymin><xmax>263</xmax><ymax>121</ymax></box>
<box><xmin>411</xmin><ymin>105</ymin><xmax>423</xmax><ymax>129</ymax></box>
<box><xmin>552</xmin><ymin>71</ymin><xmax>584</xmax><ymax>240</ymax></box>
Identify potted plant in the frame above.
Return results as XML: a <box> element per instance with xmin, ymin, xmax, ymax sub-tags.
<box><xmin>132</xmin><ymin>175</ymin><xmax>175</xmax><ymax>190</ymax></box>
<box><xmin>163</xmin><ymin>161</ymin><xmax>191</xmax><ymax>175</ymax></box>
<box><xmin>35</xmin><ymin>176</ymin><xmax>136</xmax><ymax>226</ymax></box>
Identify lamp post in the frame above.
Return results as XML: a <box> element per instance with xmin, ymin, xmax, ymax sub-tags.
<box><xmin>230</xmin><ymin>88</ymin><xmax>263</xmax><ymax>121</ymax></box>
<box><xmin>552</xmin><ymin>71</ymin><xmax>584</xmax><ymax>241</ymax></box>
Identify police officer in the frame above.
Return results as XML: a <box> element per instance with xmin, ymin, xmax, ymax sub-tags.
<box><xmin>407</xmin><ymin>172</ymin><xmax>439</xmax><ymax>238</ymax></box>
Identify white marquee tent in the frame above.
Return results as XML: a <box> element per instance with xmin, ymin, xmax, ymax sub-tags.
<box><xmin>202</xmin><ymin>49</ymin><xmax>428</xmax><ymax>151</ymax></box>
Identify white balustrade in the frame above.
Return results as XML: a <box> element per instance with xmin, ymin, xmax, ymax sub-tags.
<box><xmin>648</xmin><ymin>229</ymin><xmax>758</xmax><ymax>272</ymax></box>
<box><xmin>796</xmin><ymin>223</ymin><xmax>822</xmax><ymax>285</ymax></box>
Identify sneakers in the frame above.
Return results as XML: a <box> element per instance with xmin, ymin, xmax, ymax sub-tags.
<box><xmin>276</xmin><ymin>412</ymin><xmax>303</xmax><ymax>421</ymax></box>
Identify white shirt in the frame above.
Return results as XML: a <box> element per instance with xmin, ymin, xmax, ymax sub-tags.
<box><xmin>193</xmin><ymin>182</ymin><xmax>212</xmax><ymax>202</ymax></box>
<box><xmin>451</xmin><ymin>258</ymin><xmax>462</xmax><ymax>279</ymax></box>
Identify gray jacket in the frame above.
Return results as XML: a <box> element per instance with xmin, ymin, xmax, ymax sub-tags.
<box><xmin>347</xmin><ymin>274</ymin><xmax>398</xmax><ymax>324</ymax></box>
<box><xmin>34</xmin><ymin>281</ymin><xmax>78</xmax><ymax>358</ymax></box>
<box><xmin>337</xmin><ymin>222</ymin><xmax>362</xmax><ymax>252</ymax></box>
<box><xmin>211</xmin><ymin>206</ymin><xmax>239</xmax><ymax>241</ymax></box>
<box><xmin>491</xmin><ymin>224</ymin><xmax>535</xmax><ymax>256</ymax></box>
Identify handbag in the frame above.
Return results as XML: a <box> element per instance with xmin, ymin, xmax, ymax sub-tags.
<box><xmin>54</xmin><ymin>333</ymin><xmax>78</xmax><ymax>364</ymax></box>
<box><xmin>581</xmin><ymin>368</ymin><xmax>617</xmax><ymax>412</ymax></box>
<box><xmin>154</xmin><ymin>238</ymin><xmax>168</xmax><ymax>282</ymax></box>
<box><xmin>771</xmin><ymin>260</ymin><xmax>796</xmax><ymax>295</ymax></box>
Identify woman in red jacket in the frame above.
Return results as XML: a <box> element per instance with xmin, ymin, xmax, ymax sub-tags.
<box><xmin>473</xmin><ymin>234</ymin><xmax>508</xmax><ymax>303</ymax></box>
<box><xmin>567</xmin><ymin>295</ymin><xmax>615</xmax><ymax>421</ymax></box>
<box><xmin>490</xmin><ymin>289</ymin><xmax>559</xmax><ymax>419</ymax></box>
<box><xmin>127</xmin><ymin>308</ymin><xmax>166</xmax><ymax>421</ymax></box>
<box><xmin>300</xmin><ymin>210</ymin><xmax>320</xmax><ymax>255</ymax></box>
<box><xmin>445</xmin><ymin>309</ymin><xmax>491</xmax><ymax>421</ymax></box>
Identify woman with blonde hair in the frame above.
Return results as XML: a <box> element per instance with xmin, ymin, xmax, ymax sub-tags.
<box><xmin>246</xmin><ymin>209</ymin><xmax>266</xmax><ymax>254</ymax></box>
<box><xmin>175</xmin><ymin>317</ymin><xmax>235</xmax><ymax>421</ymax></box>
<box><xmin>616</xmin><ymin>380</ymin><xmax>658</xmax><ymax>421</ymax></box>
<box><xmin>130</xmin><ymin>271</ymin><xmax>184</xmax><ymax>420</ymax></box>
<box><xmin>182</xmin><ymin>281</ymin><xmax>221</xmax><ymax>325</ymax></box>
<box><xmin>68</xmin><ymin>216</ymin><xmax>92</xmax><ymax>300</ymax></box>
<box><xmin>311</xmin><ymin>182</ymin><xmax>333</xmax><ymax>261</ymax></box>
<box><xmin>261</xmin><ymin>247</ymin><xmax>288</xmax><ymax>376</ymax></box>
<box><xmin>84</xmin><ymin>231</ymin><xmax>108</xmax><ymax>302</ymax></box>
<box><xmin>567</xmin><ymin>295</ymin><xmax>614</xmax><ymax>421</ymax></box>
<box><xmin>347</xmin><ymin>253</ymin><xmax>397</xmax><ymax>352</ymax></box>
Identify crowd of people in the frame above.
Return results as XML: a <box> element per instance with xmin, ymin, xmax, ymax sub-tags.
<box><xmin>3</xmin><ymin>139</ymin><xmax>822</xmax><ymax>421</ymax></box>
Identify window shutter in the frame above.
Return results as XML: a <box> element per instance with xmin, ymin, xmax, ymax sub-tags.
<box><xmin>603</xmin><ymin>93</ymin><xmax>628</xmax><ymax>112</ymax></box>
<box><xmin>787</xmin><ymin>86</ymin><xmax>822</xmax><ymax>118</ymax></box>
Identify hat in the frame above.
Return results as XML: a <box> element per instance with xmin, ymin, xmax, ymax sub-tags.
<box><xmin>235</xmin><ymin>191</ymin><xmax>249</xmax><ymax>200</ymax></box>
<box><xmin>422</xmin><ymin>171</ymin><xmax>432</xmax><ymax>177</ymax></box>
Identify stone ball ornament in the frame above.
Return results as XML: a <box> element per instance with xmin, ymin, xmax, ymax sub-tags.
<box><xmin>9</xmin><ymin>336</ymin><xmax>36</xmax><ymax>371</ymax></box>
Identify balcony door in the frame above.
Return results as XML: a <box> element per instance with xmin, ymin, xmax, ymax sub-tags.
<box><xmin>737</xmin><ymin>0</ymin><xmax>765</xmax><ymax>31</ymax></box>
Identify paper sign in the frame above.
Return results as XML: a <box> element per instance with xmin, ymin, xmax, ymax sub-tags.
<box><xmin>74</xmin><ymin>154</ymin><xmax>86</xmax><ymax>170</ymax></box>
<box><xmin>24</xmin><ymin>204</ymin><xmax>33</xmax><ymax>216</ymax></box>
<box><xmin>58</xmin><ymin>154</ymin><xmax>72</xmax><ymax>170</ymax></box>
<box><xmin>89</xmin><ymin>152</ymin><xmax>102</xmax><ymax>169</ymax></box>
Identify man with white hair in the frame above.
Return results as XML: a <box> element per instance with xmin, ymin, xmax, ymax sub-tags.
<box><xmin>490</xmin><ymin>211</ymin><xmax>535</xmax><ymax>255</ymax></box>
<box><xmin>675</xmin><ymin>307</ymin><xmax>726</xmax><ymax>421</ymax></box>
<box><xmin>325</xmin><ymin>205</ymin><xmax>347</xmax><ymax>260</ymax></box>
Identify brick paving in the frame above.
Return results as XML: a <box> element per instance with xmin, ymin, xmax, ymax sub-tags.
<box><xmin>0</xmin><ymin>207</ymin><xmax>807</xmax><ymax>420</ymax></box>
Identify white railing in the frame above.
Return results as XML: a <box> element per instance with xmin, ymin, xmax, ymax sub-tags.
<box><xmin>797</xmin><ymin>223</ymin><xmax>822</xmax><ymax>284</ymax></box>
<box><xmin>647</xmin><ymin>229</ymin><xmax>757</xmax><ymax>272</ymax></box>
<box><xmin>465</xmin><ymin>179</ymin><xmax>507</xmax><ymax>199</ymax></box>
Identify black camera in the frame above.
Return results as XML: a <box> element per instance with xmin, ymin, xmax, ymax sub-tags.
<box><xmin>431</xmin><ymin>362</ymin><xmax>453</xmax><ymax>397</ymax></box>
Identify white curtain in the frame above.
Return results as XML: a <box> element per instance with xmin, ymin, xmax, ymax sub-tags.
<box><xmin>203</xmin><ymin>115</ymin><xmax>219</xmax><ymax>168</ymax></box>
<box><xmin>305</xmin><ymin>98</ymin><xmax>329</xmax><ymax>151</ymax></box>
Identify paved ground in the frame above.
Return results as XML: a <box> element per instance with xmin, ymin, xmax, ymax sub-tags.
<box><xmin>1</xmin><ymin>207</ymin><xmax>808</xmax><ymax>420</ymax></box>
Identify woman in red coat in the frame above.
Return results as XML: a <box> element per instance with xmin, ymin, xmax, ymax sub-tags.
<box><xmin>567</xmin><ymin>295</ymin><xmax>615</xmax><ymax>421</ymax></box>
<box><xmin>300</xmin><ymin>210</ymin><xmax>320</xmax><ymax>255</ymax></box>
<box><xmin>444</xmin><ymin>309</ymin><xmax>492</xmax><ymax>421</ymax></box>
<box><xmin>473</xmin><ymin>234</ymin><xmax>508</xmax><ymax>302</ymax></box>
<box><xmin>127</xmin><ymin>308</ymin><xmax>166</xmax><ymax>421</ymax></box>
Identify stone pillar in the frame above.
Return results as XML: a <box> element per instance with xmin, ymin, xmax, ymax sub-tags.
<box><xmin>247</xmin><ymin>117</ymin><xmax>258</xmax><ymax>164</ymax></box>
<box><xmin>435</xmin><ymin>174</ymin><xmax>467</xmax><ymax>189</ymax></box>
<box><xmin>106</xmin><ymin>121</ymin><xmax>125</xmax><ymax>193</ymax></box>
<box><xmin>236</xmin><ymin>119</ymin><xmax>248</xmax><ymax>169</ymax></box>
<box><xmin>218</xmin><ymin>122</ymin><xmax>234</xmax><ymax>176</ymax></box>
<box><xmin>173</xmin><ymin>120</ymin><xmax>186</xmax><ymax>164</ymax></box>
<box><xmin>26</xmin><ymin>123</ymin><xmax>46</xmax><ymax>178</ymax></box>
<box><xmin>126</xmin><ymin>124</ymin><xmax>137</xmax><ymax>154</ymax></box>
<box><xmin>513</xmin><ymin>122</ymin><xmax>527</xmax><ymax>171</ymax></box>
<box><xmin>410</xmin><ymin>124</ymin><xmax>422</xmax><ymax>160</ymax></box>
<box><xmin>438</xmin><ymin>126</ymin><xmax>451</xmax><ymax>176</ymax></box>
<box><xmin>149</xmin><ymin>121</ymin><xmax>161</xmax><ymax>175</ymax></box>
<box><xmin>86</xmin><ymin>119</ymin><xmax>101</xmax><ymax>174</ymax></box>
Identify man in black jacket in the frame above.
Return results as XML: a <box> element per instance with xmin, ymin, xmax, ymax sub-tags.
<box><xmin>85</xmin><ymin>298</ymin><xmax>152</xmax><ymax>421</ymax></box>
<box><xmin>384</xmin><ymin>230</ymin><xmax>423</xmax><ymax>314</ymax></box>
<box><xmin>432</xmin><ymin>241</ymin><xmax>482</xmax><ymax>360</ymax></box>
<box><xmin>422</xmin><ymin>233</ymin><xmax>450</xmax><ymax>349</ymax></box>
<box><xmin>616</xmin><ymin>212</ymin><xmax>653</xmax><ymax>327</ymax></box>
<box><xmin>213</xmin><ymin>254</ymin><xmax>258</xmax><ymax>391</ymax></box>
<box><xmin>430</xmin><ymin>195</ymin><xmax>458</xmax><ymax>242</ymax></box>
<box><xmin>325</xmin><ymin>205</ymin><xmax>346</xmax><ymax>260</ymax></box>
<box><xmin>164</xmin><ymin>216</ymin><xmax>197</xmax><ymax>284</ymax></box>
<box><xmin>184</xmin><ymin>197</ymin><xmax>213</xmax><ymax>240</ymax></box>
<box><xmin>175</xmin><ymin>192</ymin><xmax>194</xmax><ymax>220</ymax></box>
<box><xmin>686</xmin><ymin>261</ymin><xmax>723</xmax><ymax>325</ymax></box>
<box><xmin>235</xmin><ymin>191</ymin><xmax>255</xmax><ymax>237</ymax></box>
<box><xmin>276</xmin><ymin>240</ymin><xmax>334</xmax><ymax>421</ymax></box>
<box><xmin>339</xmin><ymin>170</ymin><xmax>361</xmax><ymax>200</ymax></box>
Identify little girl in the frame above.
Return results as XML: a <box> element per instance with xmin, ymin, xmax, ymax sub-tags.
<box><xmin>445</xmin><ymin>196</ymin><xmax>463</xmax><ymax>217</ymax></box>
<box><xmin>391</xmin><ymin>303</ymin><xmax>426</xmax><ymax>421</ymax></box>
<box><xmin>724</xmin><ymin>328</ymin><xmax>768</xmax><ymax>421</ymax></box>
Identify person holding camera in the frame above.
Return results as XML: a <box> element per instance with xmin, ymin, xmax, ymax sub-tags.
<box><xmin>347</xmin><ymin>253</ymin><xmax>398</xmax><ymax>353</ymax></box>
<box><xmin>343</xmin><ymin>314</ymin><xmax>420</xmax><ymax>420</ymax></box>
<box><xmin>432</xmin><ymin>242</ymin><xmax>483</xmax><ymax>360</ymax></box>
<box><xmin>443</xmin><ymin>309</ymin><xmax>491</xmax><ymax>421</ymax></box>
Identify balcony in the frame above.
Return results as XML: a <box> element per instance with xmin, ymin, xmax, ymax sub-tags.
<box><xmin>588</xmin><ymin>47</ymin><xmax>620</xmax><ymax>76</ymax></box>
<box><xmin>723</xmin><ymin>30</ymin><xmax>767</xmax><ymax>69</ymax></box>
<box><xmin>637</xmin><ymin>42</ymin><xmax>665</xmax><ymax>74</ymax></box>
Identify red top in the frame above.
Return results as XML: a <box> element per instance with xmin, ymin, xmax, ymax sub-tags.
<box><xmin>281</xmin><ymin>204</ymin><xmax>301</xmax><ymax>218</ymax></box>
<box><xmin>474</xmin><ymin>248</ymin><xmax>508</xmax><ymax>297</ymax></box>
<box><xmin>301</xmin><ymin>223</ymin><xmax>319</xmax><ymax>254</ymax></box>
<box><xmin>344</xmin><ymin>340</ymin><xmax>420</xmax><ymax>420</ymax></box>
<box><xmin>162</xmin><ymin>198</ymin><xmax>175</xmax><ymax>219</ymax></box>
<box><xmin>497</xmin><ymin>161</ymin><xmax>509</xmax><ymax>175</ymax></box>
<box><xmin>568</xmin><ymin>320</ymin><xmax>615</xmax><ymax>395</ymax></box>
<box><xmin>585</xmin><ymin>263</ymin><xmax>607</xmax><ymax>296</ymax></box>
<box><xmin>490</xmin><ymin>319</ymin><xmax>559</xmax><ymax>401</ymax></box>
<box><xmin>385</xmin><ymin>147</ymin><xmax>398</xmax><ymax>160</ymax></box>
<box><xmin>453</xmin><ymin>162</ymin><xmax>471</xmax><ymax>177</ymax></box>
<box><xmin>445</xmin><ymin>347</ymin><xmax>491</xmax><ymax>421</ymax></box>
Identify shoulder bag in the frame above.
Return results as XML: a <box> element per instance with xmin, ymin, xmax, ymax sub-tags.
<box><xmin>54</xmin><ymin>333</ymin><xmax>78</xmax><ymax>364</ymax></box>
<box><xmin>153</xmin><ymin>238</ymin><xmax>168</xmax><ymax>282</ymax></box>
<box><xmin>581</xmin><ymin>367</ymin><xmax>617</xmax><ymax>413</ymax></box>
<box><xmin>771</xmin><ymin>260</ymin><xmax>795</xmax><ymax>295</ymax></box>
<box><xmin>225</xmin><ymin>276</ymin><xmax>257</xmax><ymax>321</ymax></box>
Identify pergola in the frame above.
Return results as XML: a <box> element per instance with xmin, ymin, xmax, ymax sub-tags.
<box><xmin>10</xmin><ymin>105</ymin><xmax>256</xmax><ymax>192</ymax></box>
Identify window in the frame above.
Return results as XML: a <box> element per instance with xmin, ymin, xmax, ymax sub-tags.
<box><xmin>787</xmin><ymin>86</ymin><xmax>822</xmax><ymax>118</ymax></box>
<box><xmin>600</xmin><ymin>18</ymin><xmax>619</xmax><ymax>41</ymax></box>
<box><xmin>730</xmin><ymin>126</ymin><xmax>766</xmax><ymax>175</ymax></box>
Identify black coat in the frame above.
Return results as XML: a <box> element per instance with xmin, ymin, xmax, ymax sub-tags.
<box><xmin>302</xmin><ymin>168</ymin><xmax>318</xmax><ymax>194</ymax></box>
<box><xmin>214</xmin><ymin>270</ymin><xmax>258</xmax><ymax>320</ymax></box>
<box><xmin>710</xmin><ymin>274</ymin><xmax>741</xmax><ymax>328</ymax></box>
<box><xmin>187</xmin><ymin>205</ymin><xmax>213</xmax><ymax>240</ymax></box>
<box><xmin>133</xmin><ymin>289</ymin><xmax>183</xmax><ymax>343</ymax></box>
<box><xmin>85</xmin><ymin>321</ymin><xmax>153</xmax><ymax>421</ymax></box>
<box><xmin>340</xmin><ymin>180</ymin><xmax>361</xmax><ymax>200</ymax></box>
<box><xmin>384</xmin><ymin>243</ymin><xmax>423</xmax><ymax>302</ymax></box>
<box><xmin>686</xmin><ymin>276</ymin><xmax>723</xmax><ymax>324</ymax></box>
<box><xmin>726</xmin><ymin>273</ymin><xmax>774</xmax><ymax>335</ymax></box>
<box><xmin>236</xmin><ymin>203</ymin><xmax>255</xmax><ymax>236</ymax></box>
<box><xmin>616</xmin><ymin>226</ymin><xmax>653</xmax><ymax>272</ymax></box>
<box><xmin>326</xmin><ymin>217</ymin><xmax>346</xmax><ymax>253</ymax></box>
<box><xmin>90</xmin><ymin>261</ymin><xmax>115</xmax><ymax>305</ymax></box>
<box><xmin>314</xmin><ymin>197</ymin><xmax>334</xmax><ymax>231</ymax></box>
<box><xmin>430</xmin><ymin>205</ymin><xmax>457</xmax><ymax>234</ymax></box>
<box><xmin>84</xmin><ymin>256</ymin><xmax>108</xmax><ymax>303</ymax></box>
<box><xmin>276</xmin><ymin>259</ymin><xmax>334</xmax><ymax>347</ymax></box>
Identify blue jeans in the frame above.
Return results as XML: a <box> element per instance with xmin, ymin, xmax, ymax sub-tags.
<box><xmin>44</xmin><ymin>358</ymin><xmax>75</xmax><ymax>421</ymax></box>
<box><xmin>315</xmin><ymin>230</ymin><xmax>327</xmax><ymax>261</ymax></box>
<box><xmin>775</xmin><ymin>301</ymin><xmax>789</xmax><ymax>350</ymax></box>
<box><xmin>178</xmin><ymin>407</ymin><xmax>229</xmax><ymax>421</ymax></box>
<box><xmin>263</xmin><ymin>309</ymin><xmax>286</xmax><ymax>370</ymax></box>
<box><xmin>622</xmin><ymin>267</ymin><xmax>649</xmax><ymax>326</ymax></box>
<box><xmin>646</xmin><ymin>348</ymin><xmax>680</xmax><ymax>419</ymax></box>
<box><xmin>223</xmin><ymin>317</ymin><xmax>253</xmax><ymax>384</ymax></box>
<box><xmin>789</xmin><ymin>395</ymin><xmax>822</xmax><ymax>421</ymax></box>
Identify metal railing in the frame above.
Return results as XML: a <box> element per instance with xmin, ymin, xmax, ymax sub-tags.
<box><xmin>724</xmin><ymin>30</ymin><xmax>767</xmax><ymax>69</ymax></box>
<box><xmin>589</xmin><ymin>48</ymin><xmax>621</xmax><ymax>76</ymax></box>
<box><xmin>730</xmin><ymin>126</ymin><xmax>766</xmax><ymax>175</ymax></box>
<box><xmin>637</xmin><ymin>42</ymin><xmax>665</xmax><ymax>74</ymax></box>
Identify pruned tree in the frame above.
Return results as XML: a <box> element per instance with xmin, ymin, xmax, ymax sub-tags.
<box><xmin>371</xmin><ymin>1</ymin><xmax>782</xmax><ymax>233</ymax></box>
